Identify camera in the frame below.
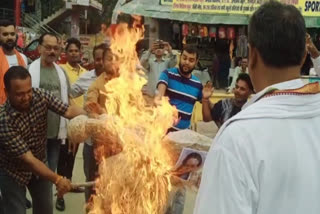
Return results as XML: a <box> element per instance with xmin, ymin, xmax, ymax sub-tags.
<box><xmin>156</xmin><ymin>40</ymin><xmax>164</xmax><ymax>49</ymax></box>
<box><xmin>159</xmin><ymin>42</ymin><xmax>164</xmax><ymax>49</ymax></box>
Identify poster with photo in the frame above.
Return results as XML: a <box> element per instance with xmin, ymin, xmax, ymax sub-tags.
<box><xmin>174</xmin><ymin>148</ymin><xmax>207</xmax><ymax>188</ymax></box>
<box><xmin>167</xmin><ymin>148</ymin><xmax>207</xmax><ymax>214</ymax></box>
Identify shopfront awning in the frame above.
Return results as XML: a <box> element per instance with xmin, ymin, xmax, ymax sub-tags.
<box><xmin>115</xmin><ymin>0</ymin><xmax>320</xmax><ymax>27</ymax></box>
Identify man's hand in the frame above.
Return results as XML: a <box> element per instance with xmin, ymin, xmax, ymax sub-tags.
<box><xmin>86</xmin><ymin>102</ymin><xmax>106</xmax><ymax>117</ymax></box>
<box><xmin>202</xmin><ymin>82</ymin><xmax>214</xmax><ymax>100</ymax></box>
<box><xmin>153</xmin><ymin>94</ymin><xmax>180</xmax><ymax>126</ymax></box>
<box><xmin>56</xmin><ymin>177</ymin><xmax>72</xmax><ymax>198</ymax></box>
<box><xmin>68</xmin><ymin>139</ymin><xmax>80</xmax><ymax>155</ymax></box>
<box><xmin>64</xmin><ymin>105</ymin><xmax>87</xmax><ymax>120</ymax></box>
<box><xmin>163</xmin><ymin>42</ymin><xmax>172</xmax><ymax>53</ymax></box>
<box><xmin>153</xmin><ymin>95</ymin><xmax>163</xmax><ymax>107</ymax></box>
<box><xmin>150</xmin><ymin>42</ymin><xmax>158</xmax><ymax>53</ymax></box>
<box><xmin>306</xmin><ymin>33</ymin><xmax>320</xmax><ymax>59</ymax></box>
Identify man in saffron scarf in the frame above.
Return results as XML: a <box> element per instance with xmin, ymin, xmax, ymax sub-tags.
<box><xmin>194</xmin><ymin>2</ymin><xmax>320</xmax><ymax>214</ymax></box>
<box><xmin>0</xmin><ymin>19</ymin><xmax>28</xmax><ymax>104</ymax></box>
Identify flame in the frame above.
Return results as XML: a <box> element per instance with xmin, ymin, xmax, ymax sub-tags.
<box><xmin>88</xmin><ymin>23</ymin><xmax>178</xmax><ymax>214</ymax></box>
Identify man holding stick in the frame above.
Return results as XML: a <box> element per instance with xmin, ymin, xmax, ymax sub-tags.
<box><xmin>0</xmin><ymin>66</ymin><xmax>86</xmax><ymax>214</ymax></box>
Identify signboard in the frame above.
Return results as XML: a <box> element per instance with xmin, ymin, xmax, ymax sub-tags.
<box><xmin>161</xmin><ymin>0</ymin><xmax>173</xmax><ymax>5</ymax></box>
<box><xmin>79</xmin><ymin>34</ymin><xmax>110</xmax><ymax>62</ymax></box>
<box><xmin>172</xmin><ymin>0</ymin><xmax>320</xmax><ymax>17</ymax></box>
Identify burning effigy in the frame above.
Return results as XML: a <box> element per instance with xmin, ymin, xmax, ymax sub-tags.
<box><xmin>68</xmin><ymin>23</ymin><xmax>212</xmax><ymax>214</ymax></box>
<box><xmin>68</xmin><ymin>23</ymin><xmax>177</xmax><ymax>214</ymax></box>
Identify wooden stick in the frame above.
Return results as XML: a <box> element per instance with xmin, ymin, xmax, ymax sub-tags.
<box><xmin>72</xmin><ymin>181</ymin><xmax>96</xmax><ymax>188</ymax></box>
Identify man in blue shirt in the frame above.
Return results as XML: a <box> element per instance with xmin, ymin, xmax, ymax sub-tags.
<box><xmin>156</xmin><ymin>45</ymin><xmax>203</xmax><ymax>132</ymax></box>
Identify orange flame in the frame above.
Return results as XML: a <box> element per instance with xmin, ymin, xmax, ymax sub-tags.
<box><xmin>88</xmin><ymin>24</ymin><xmax>178</xmax><ymax>214</ymax></box>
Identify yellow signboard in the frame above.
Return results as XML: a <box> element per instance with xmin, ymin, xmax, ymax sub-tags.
<box><xmin>172</xmin><ymin>0</ymin><xmax>320</xmax><ymax>17</ymax></box>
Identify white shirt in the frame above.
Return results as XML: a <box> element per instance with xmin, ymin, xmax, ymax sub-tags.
<box><xmin>6</xmin><ymin>53</ymin><xmax>28</xmax><ymax>67</ymax></box>
<box><xmin>140</xmin><ymin>51</ymin><xmax>177</xmax><ymax>96</ymax></box>
<box><xmin>194</xmin><ymin>79</ymin><xmax>320</xmax><ymax>214</ymax></box>
<box><xmin>70</xmin><ymin>69</ymin><xmax>98</xmax><ymax>102</ymax></box>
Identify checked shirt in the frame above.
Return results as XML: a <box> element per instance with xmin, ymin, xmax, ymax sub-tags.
<box><xmin>0</xmin><ymin>88</ymin><xmax>68</xmax><ymax>186</ymax></box>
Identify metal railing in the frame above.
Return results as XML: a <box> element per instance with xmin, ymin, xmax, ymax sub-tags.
<box><xmin>0</xmin><ymin>8</ymin><xmax>61</xmax><ymax>37</ymax></box>
<box><xmin>41</xmin><ymin>0</ymin><xmax>65</xmax><ymax>20</ymax></box>
<box><xmin>21</xmin><ymin>12</ymin><xmax>62</xmax><ymax>37</ymax></box>
<box><xmin>65</xmin><ymin>0</ymin><xmax>102</xmax><ymax>10</ymax></box>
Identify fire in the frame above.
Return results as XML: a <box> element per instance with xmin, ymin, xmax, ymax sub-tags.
<box><xmin>88</xmin><ymin>24</ymin><xmax>178</xmax><ymax>214</ymax></box>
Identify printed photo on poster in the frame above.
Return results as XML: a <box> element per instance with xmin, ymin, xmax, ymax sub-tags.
<box><xmin>174</xmin><ymin>148</ymin><xmax>207</xmax><ymax>188</ymax></box>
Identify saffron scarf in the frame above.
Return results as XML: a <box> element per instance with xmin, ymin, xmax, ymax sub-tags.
<box><xmin>0</xmin><ymin>47</ymin><xmax>26</xmax><ymax>104</ymax></box>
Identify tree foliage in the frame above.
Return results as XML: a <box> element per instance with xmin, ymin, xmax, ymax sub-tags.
<box><xmin>98</xmin><ymin>0</ymin><xmax>119</xmax><ymax>24</ymax></box>
<box><xmin>87</xmin><ymin>0</ymin><xmax>119</xmax><ymax>32</ymax></box>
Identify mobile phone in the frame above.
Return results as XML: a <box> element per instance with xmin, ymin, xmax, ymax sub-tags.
<box><xmin>158</xmin><ymin>40</ymin><xmax>165</xmax><ymax>49</ymax></box>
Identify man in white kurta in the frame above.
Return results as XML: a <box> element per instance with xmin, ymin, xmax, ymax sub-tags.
<box><xmin>194</xmin><ymin>2</ymin><xmax>320</xmax><ymax>214</ymax></box>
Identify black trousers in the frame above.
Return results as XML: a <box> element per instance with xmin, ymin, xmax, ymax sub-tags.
<box><xmin>57</xmin><ymin>140</ymin><xmax>77</xmax><ymax>180</ymax></box>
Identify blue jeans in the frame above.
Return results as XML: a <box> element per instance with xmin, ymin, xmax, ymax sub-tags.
<box><xmin>46</xmin><ymin>138</ymin><xmax>61</xmax><ymax>172</ymax></box>
<box><xmin>83</xmin><ymin>143</ymin><xmax>98</xmax><ymax>202</ymax></box>
<box><xmin>0</xmin><ymin>171</ymin><xmax>53</xmax><ymax>214</ymax></box>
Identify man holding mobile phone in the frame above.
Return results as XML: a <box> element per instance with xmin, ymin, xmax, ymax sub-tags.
<box><xmin>140</xmin><ymin>40</ymin><xmax>177</xmax><ymax>98</ymax></box>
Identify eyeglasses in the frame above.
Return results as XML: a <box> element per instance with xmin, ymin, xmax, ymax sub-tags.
<box><xmin>41</xmin><ymin>45</ymin><xmax>60</xmax><ymax>52</ymax></box>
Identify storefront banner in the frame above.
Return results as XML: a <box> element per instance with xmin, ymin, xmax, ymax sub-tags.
<box><xmin>79</xmin><ymin>34</ymin><xmax>104</xmax><ymax>62</ymax></box>
<box><xmin>161</xmin><ymin>0</ymin><xmax>174</xmax><ymax>5</ymax></box>
<box><xmin>172</xmin><ymin>0</ymin><xmax>320</xmax><ymax>17</ymax></box>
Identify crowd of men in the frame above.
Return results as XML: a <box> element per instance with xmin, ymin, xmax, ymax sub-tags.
<box><xmin>0</xmin><ymin>19</ymin><xmax>118</xmax><ymax>213</ymax></box>
<box><xmin>2</xmin><ymin>1</ymin><xmax>320</xmax><ymax>214</ymax></box>
<box><xmin>0</xmin><ymin>17</ymin><xmax>253</xmax><ymax>214</ymax></box>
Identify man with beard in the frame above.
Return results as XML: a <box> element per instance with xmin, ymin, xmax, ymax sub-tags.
<box><xmin>202</xmin><ymin>73</ymin><xmax>253</xmax><ymax>128</ymax></box>
<box><xmin>29</xmin><ymin>33</ymin><xmax>71</xmax><ymax>197</ymax></box>
<box><xmin>69</xmin><ymin>43</ymin><xmax>108</xmax><ymax>202</ymax></box>
<box><xmin>156</xmin><ymin>45</ymin><xmax>203</xmax><ymax>132</ymax></box>
<box><xmin>0</xmin><ymin>66</ymin><xmax>87</xmax><ymax>214</ymax></box>
<box><xmin>0</xmin><ymin>19</ymin><xmax>28</xmax><ymax>104</ymax></box>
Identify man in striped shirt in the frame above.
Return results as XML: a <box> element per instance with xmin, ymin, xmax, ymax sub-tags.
<box><xmin>156</xmin><ymin>45</ymin><xmax>203</xmax><ymax>132</ymax></box>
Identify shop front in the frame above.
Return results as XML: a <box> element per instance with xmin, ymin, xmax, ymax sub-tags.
<box><xmin>114</xmin><ymin>0</ymin><xmax>320</xmax><ymax>128</ymax></box>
